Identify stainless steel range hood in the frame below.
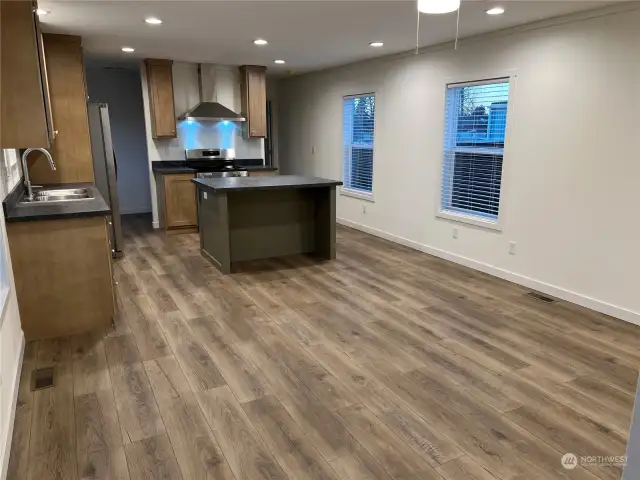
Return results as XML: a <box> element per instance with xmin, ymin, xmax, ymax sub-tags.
<box><xmin>178</xmin><ymin>64</ymin><xmax>245</xmax><ymax>122</ymax></box>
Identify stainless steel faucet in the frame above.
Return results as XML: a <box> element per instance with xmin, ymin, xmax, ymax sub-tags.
<box><xmin>21</xmin><ymin>148</ymin><xmax>57</xmax><ymax>200</ymax></box>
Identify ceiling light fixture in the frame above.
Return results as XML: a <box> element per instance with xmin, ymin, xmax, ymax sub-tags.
<box><xmin>36</xmin><ymin>8</ymin><xmax>50</xmax><ymax>16</ymax></box>
<box><xmin>369</xmin><ymin>41</ymin><xmax>384</xmax><ymax>47</ymax></box>
<box><xmin>253</xmin><ymin>39</ymin><xmax>268</xmax><ymax>46</ymax></box>
<box><xmin>274</xmin><ymin>60</ymin><xmax>285</xmax><ymax>64</ymax></box>
<box><xmin>145</xmin><ymin>17</ymin><xmax>162</xmax><ymax>24</ymax></box>
<box><xmin>121</xmin><ymin>47</ymin><xmax>135</xmax><ymax>52</ymax></box>
<box><xmin>417</xmin><ymin>0</ymin><xmax>460</xmax><ymax>14</ymax></box>
<box><xmin>486</xmin><ymin>6</ymin><xmax>505</xmax><ymax>15</ymax></box>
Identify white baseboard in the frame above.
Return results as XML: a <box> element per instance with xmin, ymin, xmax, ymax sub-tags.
<box><xmin>152</xmin><ymin>221</ymin><xmax>159</xmax><ymax>229</ymax></box>
<box><xmin>0</xmin><ymin>332</ymin><xmax>25</xmax><ymax>480</ymax></box>
<box><xmin>337</xmin><ymin>218</ymin><xmax>640</xmax><ymax>327</ymax></box>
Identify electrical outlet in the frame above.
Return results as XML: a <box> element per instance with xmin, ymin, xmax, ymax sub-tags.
<box><xmin>453</xmin><ymin>227</ymin><xmax>459</xmax><ymax>239</ymax></box>
<box><xmin>362</xmin><ymin>204</ymin><xmax>367</xmax><ymax>214</ymax></box>
<box><xmin>509</xmin><ymin>241</ymin><xmax>516</xmax><ymax>255</ymax></box>
<box><xmin>203</xmin><ymin>192</ymin><xmax>208</xmax><ymax>200</ymax></box>
<box><xmin>311</xmin><ymin>145</ymin><xmax>316</xmax><ymax>155</ymax></box>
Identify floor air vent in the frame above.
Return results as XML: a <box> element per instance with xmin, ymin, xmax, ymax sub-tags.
<box><xmin>526</xmin><ymin>292</ymin><xmax>556</xmax><ymax>304</ymax></box>
<box><xmin>31</xmin><ymin>367</ymin><xmax>55</xmax><ymax>391</ymax></box>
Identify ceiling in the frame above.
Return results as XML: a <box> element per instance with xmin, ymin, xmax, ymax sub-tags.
<box><xmin>39</xmin><ymin>0</ymin><xmax>614</xmax><ymax>74</ymax></box>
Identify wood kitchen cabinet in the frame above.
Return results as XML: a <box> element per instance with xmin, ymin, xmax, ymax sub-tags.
<box><xmin>29</xmin><ymin>33</ymin><xmax>94</xmax><ymax>184</ymax></box>
<box><xmin>0</xmin><ymin>0</ymin><xmax>54</xmax><ymax>148</ymax></box>
<box><xmin>239</xmin><ymin>65</ymin><xmax>267</xmax><ymax>138</ymax></box>
<box><xmin>7</xmin><ymin>216</ymin><xmax>115</xmax><ymax>341</ymax></box>
<box><xmin>145</xmin><ymin>59</ymin><xmax>177</xmax><ymax>138</ymax></box>
<box><xmin>156</xmin><ymin>173</ymin><xmax>198</xmax><ymax>233</ymax></box>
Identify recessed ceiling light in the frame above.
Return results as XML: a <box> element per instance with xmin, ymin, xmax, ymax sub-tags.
<box><xmin>121</xmin><ymin>47</ymin><xmax>135</xmax><ymax>53</ymax></box>
<box><xmin>274</xmin><ymin>59</ymin><xmax>285</xmax><ymax>64</ymax></box>
<box><xmin>145</xmin><ymin>17</ymin><xmax>162</xmax><ymax>25</ymax></box>
<box><xmin>369</xmin><ymin>41</ymin><xmax>384</xmax><ymax>47</ymax></box>
<box><xmin>486</xmin><ymin>6</ymin><xmax>505</xmax><ymax>15</ymax></box>
<box><xmin>36</xmin><ymin>8</ymin><xmax>50</xmax><ymax>16</ymax></box>
<box><xmin>253</xmin><ymin>39</ymin><xmax>268</xmax><ymax>46</ymax></box>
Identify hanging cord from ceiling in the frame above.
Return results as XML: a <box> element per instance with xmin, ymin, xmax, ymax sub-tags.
<box><xmin>415</xmin><ymin>7</ymin><xmax>420</xmax><ymax>54</ymax></box>
<box><xmin>454</xmin><ymin>5</ymin><xmax>461</xmax><ymax>50</ymax></box>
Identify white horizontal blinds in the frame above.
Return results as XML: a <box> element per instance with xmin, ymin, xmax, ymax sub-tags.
<box><xmin>343</xmin><ymin>94</ymin><xmax>375</xmax><ymax>194</ymax></box>
<box><xmin>442</xmin><ymin>79</ymin><xmax>510</xmax><ymax>221</ymax></box>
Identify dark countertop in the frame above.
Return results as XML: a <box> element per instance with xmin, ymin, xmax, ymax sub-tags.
<box><xmin>192</xmin><ymin>175</ymin><xmax>342</xmax><ymax>192</ymax></box>
<box><xmin>152</xmin><ymin>159</ymin><xmax>277</xmax><ymax>174</ymax></box>
<box><xmin>3</xmin><ymin>182</ymin><xmax>110</xmax><ymax>223</ymax></box>
<box><xmin>152</xmin><ymin>161</ymin><xmax>196</xmax><ymax>174</ymax></box>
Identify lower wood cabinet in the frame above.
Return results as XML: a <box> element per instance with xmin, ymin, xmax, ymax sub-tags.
<box><xmin>7</xmin><ymin>216</ymin><xmax>115</xmax><ymax>341</ymax></box>
<box><xmin>156</xmin><ymin>173</ymin><xmax>198</xmax><ymax>232</ymax></box>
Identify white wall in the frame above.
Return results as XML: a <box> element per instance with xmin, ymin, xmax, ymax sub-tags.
<box><xmin>277</xmin><ymin>5</ymin><xmax>640</xmax><ymax>324</ymax></box>
<box><xmin>0</xmin><ymin>150</ymin><xmax>25</xmax><ymax>479</ymax></box>
<box><xmin>85</xmin><ymin>65</ymin><xmax>152</xmax><ymax>214</ymax></box>
<box><xmin>141</xmin><ymin>62</ymin><xmax>264</xmax><ymax>226</ymax></box>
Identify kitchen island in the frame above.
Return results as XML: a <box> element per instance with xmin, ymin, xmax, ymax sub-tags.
<box><xmin>193</xmin><ymin>175</ymin><xmax>342</xmax><ymax>273</ymax></box>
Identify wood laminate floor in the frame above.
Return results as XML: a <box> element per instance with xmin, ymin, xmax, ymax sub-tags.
<box><xmin>7</xmin><ymin>214</ymin><xmax>639</xmax><ymax>480</ymax></box>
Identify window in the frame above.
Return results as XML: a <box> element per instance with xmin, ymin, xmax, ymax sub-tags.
<box><xmin>440</xmin><ymin>79</ymin><xmax>511</xmax><ymax>227</ymax></box>
<box><xmin>342</xmin><ymin>94</ymin><xmax>375</xmax><ymax>198</ymax></box>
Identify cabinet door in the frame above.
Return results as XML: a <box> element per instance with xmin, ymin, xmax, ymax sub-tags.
<box><xmin>0</xmin><ymin>0</ymin><xmax>51</xmax><ymax>148</ymax></box>
<box><xmin>29</xmin><ymin>34</ymin><xmax>94</xmax><ymax>184</ymax></box>
<box><xmin>146</xmin><ymin>59</ymin><xmax>177</xmax><ymax>138</ymax></box>
<box><xmin>164</xmin><ymin>174</ymin><xmax>197</xmax><ymax>228</ymax></box>
<box><xmin>240</xmin><ymin>66</ymin><xmax>267</xmax><ymax>138</ymax></box>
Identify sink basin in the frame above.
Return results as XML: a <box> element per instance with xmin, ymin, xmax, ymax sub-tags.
<box><xmin>20</xmin><ymin>188</ymin><xmax>93</xmax><ymax>203</ymax></box>
<box><xmin>36</xmin><ymin>188</ymin><xmax>90</xmax><ymax>197</ymax></box>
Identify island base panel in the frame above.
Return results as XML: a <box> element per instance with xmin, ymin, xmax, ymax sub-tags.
<box><xmin>198</xmin><ymin>186</ymin><xmax>336</xmax><ymax>273</ymax></box>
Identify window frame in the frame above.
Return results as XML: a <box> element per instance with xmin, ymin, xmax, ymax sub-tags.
<box><xmin>341</xmin><ymin>92</ymin><xmax>377</xmax><ymax>202</ymax></box>
<box><xmin>436</xmin><ymin>75</ymin><xmax>516</xmax><ymax>231</ymax></box>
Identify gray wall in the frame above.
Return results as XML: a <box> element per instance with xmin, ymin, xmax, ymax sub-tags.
<box><xmin>85</xmin><ymin>63</ymin><xmax>152</xmax><ymax>214</ymax></box>
<box><xmin>624</xmin><ymin>376</ymin><xmax>640</xmax><ymax>479</ymax></box>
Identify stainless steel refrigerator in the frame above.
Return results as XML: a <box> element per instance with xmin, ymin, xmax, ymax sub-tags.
<box><xmin>88</xmin><ymin>103</ymin><xmax>123</xmax><ymax>257</ymax></box>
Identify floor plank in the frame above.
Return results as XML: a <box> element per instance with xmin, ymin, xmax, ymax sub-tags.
<box><xmin>6</xmin><ymin>342</ymin><xmax>38</xmax><ymax>480</ymax></box>
<box><xmin>27</xmin><ymin>338</ymin><xmax>78</xmax><ymax>480</ymax></box>
<box><xmin>243</xmin><ymin>394</ymin><xmax>342</xmax><ymax>480</ymax></box>
<box><xmin>157</xmin><ymin>311</ymin><xmax>226</xmax><ymax>391</ymax></box>
<box><xmin>144</xmin><ymin>356</ymin><xmax>235</xmax><ymax>480</ymax></box>
<box><xmin>195</xmin><ymin>386</ymin><xmax>288</xmax><ymax>480</ymax></box>
<box><xmin>103</xmin><ymin>334</ymin><xmax>165</xmax><ymax>444</ymax></box>
<box><xmin>124</xmin><ymin>434</ymin><xmax>183</xmax><ymax>480</ymax></box>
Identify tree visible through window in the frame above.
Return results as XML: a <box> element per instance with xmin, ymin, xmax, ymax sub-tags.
<box><xmin>441</xmin><ymin>80</ymin><xmax>510</xmax><ymax>223</ymax></box>
<box><xmin>343</xmin><ymin>94</ymin><xmax>375</xmax><ymax>195</ymax></box>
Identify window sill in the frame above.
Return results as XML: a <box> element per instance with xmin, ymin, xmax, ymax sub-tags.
<box><xmin>436</xmin><ymin>209</ymin><xmax>502</xmax><ymax>232</ymax></box>
<box><xmin>341</xmin><ymin>188</ymin><xmax>374</xmax><ymax>202</ymax></box>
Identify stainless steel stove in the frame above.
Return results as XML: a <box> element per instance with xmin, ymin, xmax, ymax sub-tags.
<box><xmin>185</xmin><ymin>148</ymin><xmax>249</xmax><ymax>178</ymax></box>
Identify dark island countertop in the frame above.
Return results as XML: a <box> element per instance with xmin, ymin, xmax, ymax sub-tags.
<box><xmin>152</xmin><ymin>160</ymin><xmax>277</xmax><ymax>174</ymax></box>
<box><xmin>3</xmin><ymin>182</ymin><xmax>110</xmax><ymax>223</ymax></box>
<box><xmin>192</xmin><ymin>175</ymin><xmax>342</xmax><ymax>193</ymax></box>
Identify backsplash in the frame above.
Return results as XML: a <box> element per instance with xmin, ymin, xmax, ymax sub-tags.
<box><xmin>159</xmin><ymin>119</ymin><xmax>264</xmax><ymax>159</ymax></box>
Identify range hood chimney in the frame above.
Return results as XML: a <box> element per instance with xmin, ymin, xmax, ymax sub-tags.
<box><xmin>178</xmin><ymin>64</ymin><xmax>245</xmax><ymax>122</ymax></box>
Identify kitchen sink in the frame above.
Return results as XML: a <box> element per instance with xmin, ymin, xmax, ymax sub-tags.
<box><xmin>20</xmin><ymin>188</ymin><xmax>93</xmax><ymax>203</ymax></box>
<box><xmin>36</xmin><ymin>188</ymin><xmax>90</xmax><ymax>197</ymax></box>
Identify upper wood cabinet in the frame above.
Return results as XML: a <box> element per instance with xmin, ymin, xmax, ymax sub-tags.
<box><xmin>29</xmin><ymin>34</ymin><xmax>94</xmax><ymax>184</ymax></box>
<box><xmin>1</xmin><ymin>0</ymin><xmax>54</xmax><ymax>148</ymax></box>
<box><xmin>145</xmin><ymin>59</ymin><xmax>177</xmax><ymax>138</ymax></box>
<box><xmin>239</xmin><ymin>65</ymin><xmax>267</xmax><ymax>138</ymax></box>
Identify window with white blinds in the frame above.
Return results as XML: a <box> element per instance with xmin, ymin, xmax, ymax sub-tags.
<box><xmin>440</xmin><ymin>79</ymin><xmax>511</xmax><ymax>226</ymax></box>
<box><xmin>342</xmin><ymin>94</ymin><xmax>375</xmax><ymax>197</ymax></box>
